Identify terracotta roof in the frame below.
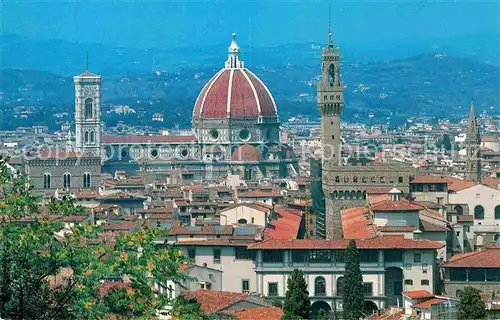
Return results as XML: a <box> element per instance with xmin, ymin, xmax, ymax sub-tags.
<box><xmin>442</xmin><ymin>247</ymin><xmax>500</xmax><ymax>268</ymax></box>
<box><xmin>178</xmin><ymin>240</ymin><xmax>252</xmax><ymax>246</ymax></box>
<box><xmin>365</xmin><ymin>187</ymin><xmax>394</xmax><ymax>194</ymax></box>
<box><xmin>482</xmin><ymin>177</ymin><xmax>500</xmax><ymax>190</ymax></box>
<box><xmin>183</xmin><ymin>289</ymin><xmax>249</xmax><ymax>313</ymax></box>
<box><xmin>168</xmin><ymin>224</ymin><xmax>233</xmax><ymax>236</ymax></box>
<box><xmin>341</xmin><ymin>206</ymin><xmax>377</xmax><ymax>239</ymax></box>
<box><xmin>443</xmin><ymin>177</ymin><xmax>476</xmax><ymax>192</ymax></box>
<box><xmin>420</xmin><ymin>220</ymin><xmax>450</xmax><ymax>232</ymax></box>
<box><xmin>225</xmin><ymin>306</ymin><xmax>283</xmax><ymax>320</ymax></box>
<box><xmin>231</xmin><ymin>145</ymin><xmax>263</xmax><ymax>162</ymax></box>
<box><xmin>101</xmin><ymin>135</ymin><xmax>197</xmax><ymax>144</ymax></box>
<box><xmin>411</xmin><ymin>176</ymin><xmax>449</xmax><ymax>184</ymax></box>
<box><xmin>238</xmin><ymin>190</ymin><xmax>282</xmax><ymax>198</ymax></box>
<box><xmin>192</xmin><ymin>68</ymin><xmax>277</xmax><ymax>120</ymax></box>
<box><xmin>103</xmin><ymin>221</ymin><xmax>139</xmax><ymax>232</ymax></box>
<box><xmin>371</xmin><ymin>199</ymin><xmax>423</xmax><ymax>212</ymax></box>
<box><xmin>413</xmin><ymin>298</ymin><xmax>448</xmax><ymax>309</ymax></box>
<box><xmin>403</xmin><ymin>290</ymin><xmax>434</xmax><ymax>299</ymax></box>
<box><xmin>379</xmin><ymin>226</ymin><xmax>417</xmax><ymax>232</ymax></box>
<box><xmin>248</xmin><ymin>236</ymin><xmax>444</xmax><ymax>250</ymax></box>
<box><xmin>457</xmin><ymin>215</ymin><xmax>474</xmax><ymax>222</ymax></box>
<box><xmin>58</xmin><ymin>215</ymin><xmax>89</xmax><ymax>223</ymax></box>
<box><xmin>265</xmin><ymin>208</ymin><xmax>302</xmax><ymax>240</ymax></box>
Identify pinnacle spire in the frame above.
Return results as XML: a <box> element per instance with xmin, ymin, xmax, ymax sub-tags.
<box><xmin>467</xmin><ymin>101</ymin><xmax>478</xmax><ymax>137</ymax></box>
<box><xmin>328</xmin><ymin>5</ymin><xmax>333</xmax><ymax>48</ymax></box>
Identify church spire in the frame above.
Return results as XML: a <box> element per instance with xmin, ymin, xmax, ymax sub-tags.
<box><xmin>225</xmin><ymin>33</ymin><xmax>244</xmax><ymax>69</ymax></box>
<box><xmin>467</xmin><ymin>101</ymin><xmax>479</xmax><ymax>137</ymax></box>
<box><xmin>465</xmin><ymin>100</ymin><xmax>481</xmax><ymax>182</ymax></box>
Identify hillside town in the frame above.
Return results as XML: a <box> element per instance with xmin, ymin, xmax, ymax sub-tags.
<box><xmin>0</xmin><ymin>27</ymin><xmax>499</xmax><ymax>320</ymax></box>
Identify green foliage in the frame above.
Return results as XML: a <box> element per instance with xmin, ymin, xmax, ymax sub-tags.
<box><xmin>442</xmin><ymin>134</ymin><xmax>452</xmax><ymax>151</ymax></box>
<box><xmin>342</xmin><ymin>240</ymin><xmax>364</xmax><ymax>320</ymax></box>
<box><xmin>315</xmin><ymin>309</ymin><xmax>332</xmax><ymax>320</ymax></box>
<box><xmin>458</xmin><ymin>286</ymin><xmax>487</xmax><ymax>320</ymax></box>
<box><xmin>269</xmin><ymin>297</ymin><xmax>283</xmax><ymax>308</ymax></box>
<box><xmin>282</xmin><ymin>269</ymin><xmax>310</xmax><ymax>320</ymax></box>
<box><xmin>0</xmin><ymin>158</ymin><xmax>190</xmax><ymax>319</ymax></box>
<box><xmin>48</xmin><ymin>195</ymin><xmax>86</xmax><ymax>215</ymax></box>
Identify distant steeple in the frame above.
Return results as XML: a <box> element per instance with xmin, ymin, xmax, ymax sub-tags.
<box><xmin>467</xmin><ymin>101</ymin><xmax>479</xmax><ymax>137</ymax></box>
<box><xmin>465</xmin><ymin>101</ymin><xmax>481</xmax><ymax>182</ymax></box>
<box><xmin>225</xmin><ymin>33</ymin><xmax>244</xmax><ymax>69</ymax></box>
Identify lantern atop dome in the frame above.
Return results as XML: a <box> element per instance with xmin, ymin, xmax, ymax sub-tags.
<box><xmin>225</xmin><ymin>33</ymin><xmax>244</xmax><ymax>69</ymax></box>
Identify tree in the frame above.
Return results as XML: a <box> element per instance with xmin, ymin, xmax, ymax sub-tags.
<box><xmin>458</xmin><ymin>286</ymin><xmax>487</xmax><ymax>320</ymax></box>
<box><xmin>442</xmin><ymin>134</ymin><xmax>452</xmax><ymax>151</ymax></box>
<box><xmin>0</xmin><ymin>157</ymin><xmax>190</xmax><ymax>319</ymax></box>
<box><xmin>342</xmin><ymin>240</ymin><xmax>364</xmax><ymax>320</ymax></box>
<box><xmin>282</xmin><ymin>269</ymin><xmax>310</xmax><ymax>320</ymax></box>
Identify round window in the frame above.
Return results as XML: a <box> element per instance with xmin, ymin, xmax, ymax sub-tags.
<box><xmin>209</xmin><ymin>129</ymin><xmax>219</xmax><ymax>141</ymax></box>
<box><xmin>120</xmin><ymin>149</ymin><xmax>128</xmax><ymax>159</ymax></box>
<box><xmin>151</xmin><ymin>149</ymin><xmax>159</xmax><ymax>158</ymax></box>
<box><xmin>239</xmin><ymin>129</ymin><xmax>251</xmax><ymax>141</ymax></box>
<box><xmin>180</xmin><ymin>149</ymin><xmax>189</xmax><ymax>158</ymax></box>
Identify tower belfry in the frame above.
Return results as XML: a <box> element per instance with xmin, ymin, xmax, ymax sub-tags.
<box><xmin>74</xmin><ymin>61</ymin><xmax>102</xmax><ymax>157</ymax></box>
<box><xmin>465</xmin><ymin>102</ymin><xmax>481</xmax><ymax>182</ymax></box>
<box><xmin>318</xmin><ymin>20</ymin><xmax>344</xmax><ymax>240</ymax></box>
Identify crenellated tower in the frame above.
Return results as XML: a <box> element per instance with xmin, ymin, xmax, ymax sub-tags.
<box><xmin>318</xmin><ymin>25</ymin><xmax>344</xmax><ymax>239</ymax></box>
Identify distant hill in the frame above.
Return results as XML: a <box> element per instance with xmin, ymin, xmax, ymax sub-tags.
<box><xmin>1</xmin><ymin>52</ymin><xmax>499</xmax><ymax>130</ymax></box>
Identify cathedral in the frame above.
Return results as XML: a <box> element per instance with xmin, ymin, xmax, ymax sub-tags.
<box><xmin>24</xmin><ymin>34</ymin><xmax>298</xmax><ymax>193</ymax></box>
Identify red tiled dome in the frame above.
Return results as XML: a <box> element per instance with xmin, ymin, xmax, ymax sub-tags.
<box><xmin>193</xmin><ymin>68</ymin><xmax>277</xmax><ymax>120</ymax></box>
<box><xmin>231</xmin><ymin>145</ymin><xmax>262</xmax><ymax>162</ymax></box>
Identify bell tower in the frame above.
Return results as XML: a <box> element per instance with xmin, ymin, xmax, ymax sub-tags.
<box><xmin>318</xmin><ymin>25</ymin><xmax>343</xmax><ymax>169</ymax></box>
<box><xmin>465</xmin><ymin>102</ymin><xmax>481</xmax><ymax>182</ymax></box>
<box><xmin>74</xmin><ymin>67</ymin><xmax>101</xmax><ymax>156</ymax></box>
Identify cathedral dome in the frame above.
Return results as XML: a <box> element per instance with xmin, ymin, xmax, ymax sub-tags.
<box><xmin>192</xmin><ymin>33</ymin><xmax>277</xmax><ymax>120</ymax></box>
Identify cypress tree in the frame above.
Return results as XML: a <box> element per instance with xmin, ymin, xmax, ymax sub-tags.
<box><xmin>282</xmin><ymin>269</ymin><xmax>311</xmax><ymax>319</ymax></box>
<box><xmin>458</xmin><ymin>286</ymin><xmax>486</xmax><ymax>320</ymax></box>
<box><xmin>342</xmin><ymin>240</ymin><xmax>364</xmax><ymax>320</ymax></box>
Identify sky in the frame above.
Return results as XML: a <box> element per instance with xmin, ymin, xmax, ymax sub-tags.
<box><xmin>2</xmin><ymin>0</ymin><xmax>499</xmax><ymax>50</ymax></box>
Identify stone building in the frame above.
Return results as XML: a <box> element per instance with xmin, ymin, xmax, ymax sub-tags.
<box><xmin>315</xmin><ymin>28</ymin><xmax>412</xmax><ymax>239</ymax></box>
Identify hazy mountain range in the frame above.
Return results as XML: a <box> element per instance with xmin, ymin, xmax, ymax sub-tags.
<box><xmin>0</xmin><ymin>35</ymin><xmax>499</xmax><ymax>130</ymax></box>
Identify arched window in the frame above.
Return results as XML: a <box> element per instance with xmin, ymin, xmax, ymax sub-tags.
<box><xmin>43</xmin><ymin>172</ymin><xmax>51</xmax><ymax>189</ymax></box>
<box><xmin>398</xmin><ymin>177</ymin><xmax>404</xmax><ymax>184</ymax></box>
<box><xmin>336</xmin><ymin>277</ymin><xmax>344</xmax><ymax>296</ymax></box>
<box><xmin>168</xmin><ymin>284</ymin><xmax>173</xmax><ymax>299</ymax></box>
<box><xmin>362</xmin><ymin>191</ymin><xmax>366</xmax><ymax>200</ymax></box>
<box><xmin>344</xmin><ymin>190</ymin><xmax>350</xmax><ymax>199</ymax></box>
<box><xmin>495</xmin><ymin>206</ymin><xmax>500</xmax><ymax>220</ymax></box>
<box><xmin>238</xmin><ymin>218</ymin><xmax>247</xmax><ymax>224</ymax></box>
<box><xmin>335</xmin><ymin>176</ymin><xmax>340</xmax><ymax>183</ymax></box>
<box><xmin>353</xmin><ymin>177</ymin><xmax>358</xmax><ymax>183</ymax></box>
<box><xmin>494</xmin><ymin>234</ymin><xmax>500</xmax><ymax>243</ymax></box>
<box><xmin>84</xmin><ymin>98</ymin><xmax>93</xmax><ymax>119</ymax></box>
<box><xmin>84</xmin><ymin>131</ymin><xmax>89</xmax><ymax>143</ymax></box>
<box><xmin>333</xmin><ymin>191</ymin><xmax>338</xmax><ymax>199</ymax></box>
<box><xmin>474</xmin><ymin>205</ymin><xmax>485</xmax><ymax>220</ymax></box>
<box><xmin>380</xmin><ymin>177</ymin><xmax>386</xmax><ymax>183</ymax></box>
<box><xmin>356</xmin><ymin>190</ymin><xmax>362</xmax><ymax>199</ymax></box>
<box><xmin>344</xmin><ymin>176</ymin><xmax>349</xmax><ymax>183</ymax></box>
<box><xmin>456</xmin><ymin>290</ymin><xmax>462</xmax><ymax>298</ymax></box>
<box><xmin>83</xmin><ymin>172</ymin><xmax>91</xmax><ymax>188</ymax></box>
<box><xmin>362</xmin><ymin>177</ymin><xmax>367</xmax><ymax>183</ymax></box>
<box><xmin>328</xmin><ymin>64</ymin><xmax>335</xmax><ymax>86</ymax></box>
<box><xmin>351</xmin><ymin>191</ymin><xmax>356</xmax><ymax>199</ymax></box>
<box><xmin>90</xmin><ymin>131</ymin><xmax>95</xmax><ymax>144</ymax></box>
<box><xmin>339</xmin><ymin>191</ymin><xmax>344</xmax><ymax>199</ymax></box>
<box><xmin>454</xmin><ymin>205</ymin><xmax>464</xmax><ymax>215</ymax></box>
<box><xmin>315</xmin><ymin>277</ymin><xmax>326</xmax><ymax>296</ymax></box>
<box><xmin>63</xmin><ymin>172</ymin><xmax>71</xmax><ymax>189</ymax></box>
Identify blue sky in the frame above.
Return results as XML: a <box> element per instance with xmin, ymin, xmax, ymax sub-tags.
<box><xmin>2</xmin><ymin>0</ymin><xmax>499</xmax><ymax>49</ymax></box>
